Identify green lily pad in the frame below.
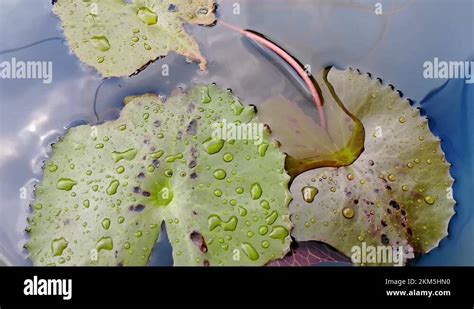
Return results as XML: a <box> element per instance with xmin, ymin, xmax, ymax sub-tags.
<box><xmin>54</xmin><ymin>0</ymin><xmax>216</xmax><ymax>77</ymax></box>
<box><xmin>27</xmin><ymin>85</ymin><xmax>292</xmax><ymax>266</ymax></box>
<box><xmin>258</xmin><ymin>69</ymin><xmax>365</xmax><ymax>178</ymax></box>
<box><xmin>290</xmin><ymin>68</ymin><xmax>455</xmax><ymax>265</ymax></box>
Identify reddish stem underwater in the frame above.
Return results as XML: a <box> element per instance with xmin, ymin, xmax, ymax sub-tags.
<box><xmin>219</xmin><ymin>21</ymin><xmax>327</xmax><ymax>130</ymax></box>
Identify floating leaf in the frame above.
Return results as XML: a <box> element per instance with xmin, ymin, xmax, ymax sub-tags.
<box><xmin>258</xmin><ymin>68</ymin><xmax>365</xmax><ymax>178</ymax></box>
<box><xmin>290</xmin><ymin>68</ymin><xmax>455</xmax><ymax>265</ymax></box>
<box><xmin>54</xmin><ymin>0</ymin><xmax>216</xmax><ymax>77</ymax></box>
<box><xmin>27</xmin><ymin>85</ymin><xmax>292</xmax><ymax>266</ymax></box>
<box><xmin>267</xmin><ymin>241</ymin><xmax>351</xmax><ymax>267</ymax></box>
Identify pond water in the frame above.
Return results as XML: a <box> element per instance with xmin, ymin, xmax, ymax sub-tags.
<box><xmin>0</xmin><ymin>0</ymin><xmax>472</xmax><ymax>266</ymax></box>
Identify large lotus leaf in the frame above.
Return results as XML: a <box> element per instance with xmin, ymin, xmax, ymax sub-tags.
<box><xmin>258</xmin><ymin>69</ymin><xmax>365</xmax><ymax>178</ymax></box>
<box><xmin>27</xmin><ymin>85</ymin><xmax>292</xmax><ymax>266</ymax></box>
<box><xmin>290</xmin><ymin>68</ymin><xmax>455</xmax><ymax>264</ymax></box>
<box><xmin>54</xmin><ymin>0</ymin><xmax>216</xmax><ymax>77</ymax></box>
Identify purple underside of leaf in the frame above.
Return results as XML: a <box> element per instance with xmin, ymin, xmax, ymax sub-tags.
<box><xmin>267</xmin><ymin>241</ymin><xmax>351</xmax><ymax>266</ymax></box>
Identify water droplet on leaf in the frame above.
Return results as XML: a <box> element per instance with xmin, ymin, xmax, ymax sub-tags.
<box><xmin>424</xmin><ymin>195</ymin><xmax>435</xmax><ymax>205</ymax></box>
<box><xmin>250</xmin><ymin>183</ymin><xmax>262</xmax><ymax>200</ymax></box>
<box><xmin>51</xmin><ymin>237</ymin><xmax>68</xmax><ymax>256</ymax></box>
<box><xmin>223</xmin><ymin>153</ymin><xmax>233</xmax><ymax>162</ymax></box>
<box><xmin>202</xmin><ymin>138</ymin><xmax>224</xmax><ymax>154</ymax></box>
<box><xmin>96</xmin><ymin>236</ymin><xmax>113</xmax><ymax>251</ymax></box>
<box><xmin>101</xmin><ymin>218</ymin><xmax>111</xmax><ymax>230</ymax></box>
<box><xmin>213</xmin><ymin>169</ymin><xmax>226</xmax><ymax>180</ymax></box>
<box><xmin>269</xmin><ymin>226</ymin><xmax>289</xmax><ymax>243</ymax></box>
<box><xmin>90</xmin><ymin>36</ymin><xmax>111</xmax><ymax>52</ymax></box>
<box><xmin>342</xmin><ymin>207</ymin><xmax>354</xmax><ymax>219</ymax></box>
<box><xmin>137</xmin><ymin>7</ymin><xmax>158</xmax><ymax>25</ymax></box>
<box><xmin>106</xmin><ymin>180</ymin><xmax>120</xmax><ymax>195</ymax></box>
<box><xmin>241</xmin><ymin>242</ymin><xmax>259</xmax><ymax>261</ymax></box>
<box><xmin>112</xmin><ymin>148</ymin><xmax>137</xmax><ymax>163</ymax></box>
<box><xmin>257</xmin><ymin>143</ymin><xmax>269</xmax><ymax>156</ymax></box>
<box><xmin>56</xmin><ymin>178</ymin><xmax>77</xmax><ymax>191</ymax></box>
<box><xmin>302</xmin><ymin>186</ymin><xmax>318</xmax><ymax>203</ymax></box>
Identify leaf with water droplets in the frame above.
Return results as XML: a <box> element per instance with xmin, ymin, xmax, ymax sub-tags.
<box><xmin>27</xmin><ymin>85</ymin><xmax>292</xmax><ymax>266</ymax></box>
<box><xmin>54</xmin><ymin>0</ymin><xmax>216</xmax><ymax>77</ymax></box>
<box><xmin>290</xmin><ymin>68</ymin><xmax>455</xmax><ymax>265</ymax></box>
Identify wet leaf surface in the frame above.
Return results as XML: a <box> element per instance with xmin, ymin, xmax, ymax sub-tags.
<box><xmin>28</xmin><ymin>85</ymin><xmax>292</xmax><ymax>266</ymax></box>
<box><xmin>54</xmin><ymin>0</ymin><xmax>216</xmax><ymax>77</ymax></box>
<box><xmin>290</xmin><ymin>68</ymin><xmax>455</xmax><ymax>265</ymax></box>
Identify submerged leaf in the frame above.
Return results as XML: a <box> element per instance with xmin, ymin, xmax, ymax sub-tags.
<box><xmin>28</xmin><ymin>85</ymin><xmax>292</xmax><ymax>266</ymax></box>
<box><xmin>267</xmin><ymin>241</ymin><xmax>351</xmax><ymax>266</ymax></box>
<box><xmin>290</xmin><ymin>68</ymin><xmax>455</xmax><ymax>265</ymax></box>
<box><xmin>258</xmin><ymin>69</ymin><xmax>365</xmax><ymax>178</ymax></box>
<box><xmin>54</xmin><ymin>0</ymin><xmax>216</xmax><ymax>77</ymax></box>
